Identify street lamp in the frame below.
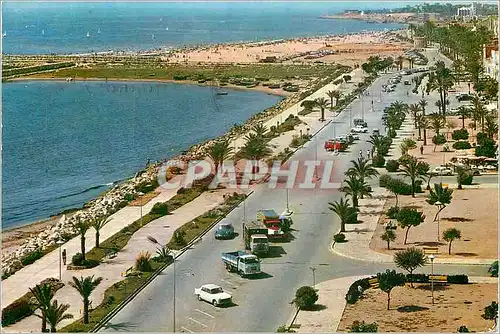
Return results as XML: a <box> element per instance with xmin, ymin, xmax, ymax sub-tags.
<box><xmin>56</xmin><ymin>240</ymin><xmax>65</xmax><ymax>281</ymax></box>
<box><xmin>429</xmin><ymin>254</ymin><xmax>435</xmax><ymax>305</ymax></box>
<box><xmin>434</xmin><ymin>201</ymin><xmax>442</xmax><ymax>241</ymax></box>
<box><xmin>282</xmin><ymin>188</ymin><xmax>293</xmax><ymax>217</ymax></box>
<box><xmin>310</xmin><ymin>267</ymin><xmax>316</xmax><ymax>287</ymax></box>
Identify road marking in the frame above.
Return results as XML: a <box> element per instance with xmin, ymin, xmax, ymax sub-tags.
<box><xmin>189</xmin><ymin>317</ymin><xmax>208</xmax><ymax>328</ymax></box>
<box><xmin>221</xmin><ymin>278</ymin><xmax>238</xmax><ymax>287</ymax></box>
<box><xmin>180</xmin><ymin>326</ymin><xmax>195</xmax><ymax>333</ymax></box>
<box><xmin>195</xmin><ymin>309</ymin><xmax>214</xmax><ymax>319</ymax></box>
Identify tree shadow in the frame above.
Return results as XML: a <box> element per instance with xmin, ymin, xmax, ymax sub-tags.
<box><xmin>302</xmin><ymin>304</ymin><xmax>327</xmax><ymax>311</ymax></box>
<box><xmin>246</xmin><ymin>272</ymin><xmax>273</xmax><ymax>280</ymax></box>
<box><xmin>413</xmin><ymin>241</ymin><xmax>444</xmax><ymax>247</ymax></box>
<box><xmin>265</xmin><ymin>245</ymin><xmax>287</xmax><ymax>258</ymax></box>
<box><xmin>416</xmin><ymin>284</ymin><xmax>449</xmax><ymax>291</ymax></box>
<box><xmin>441</xmin><ymin>217</ymin><xmax>474</xmax><ymax>222</ymax></box>
<box><xmin>347</xmin><ymin>227</ymin><xmax>373</xmax><ymax>234</ymax></box>
<box><xmin>102</xmin><ymin>322</ymin><xmax>138</xmax><ymax>331</ymax></box>
<box><xmin>397</xmin><ymin>305</ymin><xmax>430</xmax><ymax>313</ymax></box>
<box><xmin>454</xmin><ymin>252</ymin><xmax>478</xmax><ymax>257</ymax></box>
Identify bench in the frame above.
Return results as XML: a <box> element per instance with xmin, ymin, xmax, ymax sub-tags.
<box><xmin>429</xmin><ymin>275</ymin><xmax>448</xmax><ymax>285</ymax></box>
<box><xmin>423</xmin><ymin>247</ymin><xmax>439</xmax><ymax>255</ymax></box>
<box><xmin>368</xmin><ymin>277</ymin><xmax>379</xmax><ymax>289</ymax></box>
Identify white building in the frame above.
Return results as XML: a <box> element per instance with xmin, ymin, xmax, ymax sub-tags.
<box><xmin>456</xmin><ymin>3</ymin><xmax>477</xmax><ymax>20</ymax></box>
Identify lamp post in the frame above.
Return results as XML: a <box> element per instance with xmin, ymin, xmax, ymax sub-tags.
<box><xmin>435</xmin><ymin>201</ymin><xmax>442</xmax><ymax>241</ymax></box>
<box><xmin>429</xmin><ymin>254</ymin><xmax>435</xmax><ymax>305</ymax></box>
<box><xmin>310</xmin><ymin>267</ymin><xmax>316</xmax><ymax>287</ymax></box>
<box><xmin>56</xmin><ymin>240</ymin><xmax>65</xmax><ymax>281</ymax></box>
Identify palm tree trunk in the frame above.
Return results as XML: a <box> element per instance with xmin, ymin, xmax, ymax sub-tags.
<box><xmin>409</xmin><ymin>269</ymin><xmax>414</xmax><ymax>288</ymax></box>
<box><xmin>448</xmin><ymin>241</ymin><xmax>452</xmax><ymax>255</ymax></box>
<box><xmin>462</xmin><ymin>116</ymin><xmax>465</xmax><ymax>129</ymax></box>
<box><xmin>95</xmin><ymin>231</ymin><xmax>100</xmax><ymax>248</ymax></box>
<box><xmin>81</xmin><ymin>235</ymin><xmax>86</xmax><ymax>261</ymax></box>
<box><xmin>404</xmin><ymin>226</ymin><xmax>411</xmax><ymax>244</ymax></box>
<box><xmin>423</xmin><ymin>129</ymin><xmax>427</xmax><ymax>146</ymax></box>
<box><xmin>395</xmin><ymin>194</ymin><xmax>398</xmax><ymax>207</ymax></box>
<box><xmin>387</xmin><ymin>239</ymin><xmax>390</xmax><ymax>250</ymax></box>
<box><xmin>340</xmin><ymin>221</ymin><xmax>346</xmax><ymax>233</ymax></box>
<box><xmin>51</xmin><ymin>325</ymin><xmax>57</xmax><ymax>333</ymax></box>
<box><xmin>352</xmin><ymin>196</ymin><xmax>358</xmax><ymax>208</ymax></box>
<box><xmin>83</xmin><ymin>299</ymin><xmax>89</xmax><ymax>324</ymax></box>
<box><xmin>387</xmin><ymin>292</ymin><xmax>391</xmax><ymax>310</ymax></box>
<box><xmin>41</xmin><ymin>313</ymin><xmax>47</xmax><ymax>332</ymax></box>
<box><xmin>411</xmin><ymin>180</ymin><xmax>415</xmax><ymax>197</ymax></box>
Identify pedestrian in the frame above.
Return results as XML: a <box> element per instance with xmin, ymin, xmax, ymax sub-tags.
<box><xmin>366</xmin><ymin>149</ymin><xmax>371</xmax><ymax>158</ymax></box>
<box><xmin>359</xmin><ymin>150</ymin><xmax>363</xmax><ymax>159</ymax></box>
<box><xmin>420</xmin><ymin>145</ymin><xmax>424</xmax><ymax>155</ymax></box>
<box><xmin>62</xmin><ymin>249</ymin><xmax>67</xmax><ymax>266</ymax></box>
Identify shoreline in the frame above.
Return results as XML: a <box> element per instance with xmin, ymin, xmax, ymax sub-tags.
<box><xmin>8</xmin><ymin>76</ymin><xmax>291</xmax><ymax>97</ymax></box>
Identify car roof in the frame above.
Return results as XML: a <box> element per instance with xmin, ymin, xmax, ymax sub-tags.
<box><xmin>202</xmin><ymin>284</ymin><xmax>222</xmax><ymax>289</ymax></box>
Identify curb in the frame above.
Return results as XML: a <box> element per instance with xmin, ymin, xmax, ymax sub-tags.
<box><xmin>91</xmin><ymin>191</ymin><xmax>254</xmax><ymax>332</ymax></box>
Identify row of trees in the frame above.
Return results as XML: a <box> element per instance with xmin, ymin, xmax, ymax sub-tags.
<box><xmin>30</xmin><ymin>275</ymin><xmax>102</xmax><ymax>332</ymax></box>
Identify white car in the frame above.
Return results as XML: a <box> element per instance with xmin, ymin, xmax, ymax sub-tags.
<box><xmin>432</xmin><ymin>166</ymin><xmax>453</xmax><ymax>176</ymax></box>
<box><xmin>351</xmin><ymin>125</ymin><xmax>368</xmax><ymax>133</ymax></box>
<box><xmin>194</xmin><ymin>284</ymin><xmax>232</xmax><ymax>307</ymax></box>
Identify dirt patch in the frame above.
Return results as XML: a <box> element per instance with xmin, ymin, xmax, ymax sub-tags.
<box><xmin>370</xmin><ymin>188</ymin><xmax>498</xmax><ymax>259</ymax></box>
<box><xmin>338</xmin><ymin>283</ymin><xmax>497</xmax><ymax>332</ymax></box>
<box><xmin>128</xmin><ymin>190</ymin><xmax>161</xmax><ymax>206</ymax></box>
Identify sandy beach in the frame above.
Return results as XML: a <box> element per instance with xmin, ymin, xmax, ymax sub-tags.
<box><xmin>162</xmin><ymin>30</ymin><xmax>411</xmax><ymax>67</ymax></box>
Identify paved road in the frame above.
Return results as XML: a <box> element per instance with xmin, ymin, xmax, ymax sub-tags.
<box><xmin>102</xmin><ymin>63</ymin><xmax>490</xmax><ymax>333</ymax></box>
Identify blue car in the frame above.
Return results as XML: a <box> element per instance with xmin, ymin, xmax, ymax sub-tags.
<box><xmin>215</xmin><ymin>223</ymin><xmax>235</xmax><ymax>240</ymax></box>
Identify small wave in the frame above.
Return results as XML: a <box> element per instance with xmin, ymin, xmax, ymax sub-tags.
<box><xmin>54</xmin><ymin>180</ymin><xmax>123</xmax><ymax>200</ymax></box>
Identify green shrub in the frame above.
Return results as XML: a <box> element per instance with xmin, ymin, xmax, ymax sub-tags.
<box><xmin>135</xmin><ymin>251</ymin><xmax>153</xmax><ymax>272</ymax></box>
<box><xmin>385</xmin><ymin>160</ymin><xmax>400</xmax><ymax>172</ymax></box>
<box><xmin>476</xmin><ymin>132</ymin><xmax>488</xmax><ymax>146</ymax></box>
<box><xmin>488</xmin><ymin>261</ymin><xmax>498</xmax><ymax>277</ymax></box>
<box><xmin>349</xmin><ymin>320</ymin><xmax>378</xmax><ymax>332</ymax></box>
<box><xmin>452</xmin><ymin>141</ymin><xmax>471</xmax><ymax>150</ymax></box>
<box><xmin>135</xmin><ymin>179</ymin><xmax>159</xmax><ymax>193</ymax></box>
<box><xmin>20</xmin><ymin>249</ymin><xmax>43</xmax><ymax>265</ymax></box>
<box><xmin>1</xmin><ymin>298</ymin><xmax>32</xmax><ymax>326</ymax></box>
<box><xmin>379</xmin><ymin>174</ymin><xmax>393</xmax><ymax>188</ymax></box>
<box><xmin>72</xmin><ymin>253</ymin><xmax>84</xmax><ymax>266</ymax></box>
<box><xmin>293</xmin><ymin>286</ymin><xmax>319</xmax><ymax>310</ymax></box>
<box><xmin>150</xmin><ymin>202</ymin><xmax>169</xmax><ymax>215</ymax></box>
<box><xmin>177</xmin><ymin>187</ymin><xmax>186</xmax><ymax>194</ymax></box>
<box><xmin>398</xmin><ymin>154</ymin><xmax>413</xmax><ymax>165</ymax></box>
<box><xmin>447</xmin><ymin>274</ymin><xmax>468</xmax><ymax>284</ymax></box>
<box><xmin>372</xmin><ymin>155</ymin><xmax>385</xmax><ymax>168</ymax></box>
<box><xmin>458</xmin><ymin>325</ymin><xmax>470</xmax><ymax>332</ymax></box>
<box><xmin>432</xmin><ymin>134</ymin><xmax>447</xmax><ymax>145</ymax></box>
<box><xmin>387</xmin><ymin>206</ymin><xmax>400</xmax><ymax>219</ymax></box>
<box><xmin>406</xmin><ymin>273</ymin><xmax>429</xmax><ymax>283</ymax></box>
<box><xmin>452</xmin><ymin>129</ymin><xmax>469</xmax><ymax>140</ymax></box>
<box><xmin>334</xmin><ymin>233</ymin><xmax>346</xmax><ymax>243</ymax></box>
<box><xmin>345</xmin><ymin>277</ymin><xmax>372</xmax><ymax>304</ymax></box>
<box><xmin>124</xmin><ymin>193</ymin><xmax>135</xmax><ymax>201</ymax></box>
<box><xmin>458</xmin><ymin>170</ymin><xmax>473</xmax><ymax>186</ymax></box>
<box><xmin>173</xmin><ymin>230</ymin><xmax>187</xmax><ymax>246</ymax></box>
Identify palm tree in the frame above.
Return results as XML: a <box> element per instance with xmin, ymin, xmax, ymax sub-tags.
<box><xmin>426</xmin><ymin>183</ymin><xmax>453</xmax><ymax>221</ymax></box>
<box><xmin>73</xmin><ymin>218</ymin><xmax>91</xmax><ymax>261</ymax></box>
<box><xmin>429</xmin><ymin>114</ymin><xmax>445</xmax><ymax>136</ymax></box>
<box><xmin>472</xmin><ymin>95</ymin><xmax>487</xmax><ymax>131</ymax></box>
<box><xmin>340</xmin><ymin>175</ymin><xmax>372</xmax><ymax>208</ymax></box>
<box><xmin>208</xmin><ymin>139</ymin><xmax>234</xmax><ymax>174</ymax></box>
<box><xmin>239</xmin><ymin>136</ymin><xmax>273</xmax><ymax>173</ymax></box>
<box><xmin>417</xmin><ymin>116</ymin><xmax>430</xmax><ymax>146</ymax></box>
<box><xmin>400</xmin><ymin>156</ymin><xmax>426</xmax><ymax>197</ymax></box>
<box><xmin>428</xmin><ymin>61</ymin><xmax>454</xmax><ymax>116</ymax></box>
<box><xmin>326</xmin><ymin>90</ymin><xmax>341</xmax><ymax>110</ymax></box>
<box><xmin>43</xmin><ymin>300</ymin><xmax>73</xmax><ymax>332</ymax></box>
<box><xmin>69</xmin><ymin>275</ymin><xmax>103</xmax><ymax>324</ymax></box>
<box><xmin>329</xmin><ymin>197</ymin><xmax>356</xmax><ymax>233</ymax></box>
<box><xmin>90</xmin><ymin>216</ymin><xmax>110</xmax><ymax>248</ymax></box>
<box><xmin>395</xmin><ymin>55</ymin><xmax>404</xmax><ymax>70</ymax></box>
<box><xmin>457</xmin><ymin>106</ymin><xmax>470</xmax><ymax>129</ymax></box>
<box><xmin>252</xmin><ymin>123</ymin><xmax>268</xmax><ymax>138</ymax></box>
<box><xmin>484</xmin><ymin>115</ymin><xmax>498</xmax><ymax>139</ymax></box>
<box><xmin>419</xmin><ymin>99</ymin><xmax>428</xmax><ymax>145</ymax></box>
<box><xmin>315</xmin><ymin>97</ymin><xmax>329</xmax><ymax>121</ymax></box>
<box><xmin>443</xmin><ymin>228</ymin><xmax>461</xmax><ymax>255</ymax></box>
<box><xmin>408</xmin><ymin>103</ymin><xmax>421</xmax><ymax>131</ymax></box>
<box><xmin>345</xmin><ymin>157</ymin><xmax>379</xmax><ymax>198</ymax></box>
<box><xmin>30</xmin><ymin>284</ymin><xmax>55</xmax><ymax>332</ymax></box>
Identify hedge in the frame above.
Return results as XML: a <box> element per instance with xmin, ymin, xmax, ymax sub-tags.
<box><xmin>385</xmin><ymin>160</ymin><xmax>399</xmax><ymax>172</ymax></box>
<box><xmin>452</xmin><ymin>141</ymin><xmax>472</xmax><ymax>150</ymax></box>
<box><xmin>345</xmin><ymin>277</ymin><xmax>373</xmax><ymax>304</ymax></box>
<box><xmin>452</xmin><ymin>129</ymin><xmax>469</xmax><ymax>141</ymax></box>
<box><xmin>3</xmin><ymin>62</ymin><xmax>75</xmax><ymax>77</ymax></box>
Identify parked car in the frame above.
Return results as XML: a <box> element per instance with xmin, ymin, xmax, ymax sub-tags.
<box><xmin>194</xmin><ymin>284</ymin><xmax>232</xmax><ymax>307</ymax></box>
<box><xmin>372</xmin><ymin>128</ymin><xmax>380</xmax><ymax>136</ymax></box>
<box><xmin>215</xmin><ymin>223</ymin><xmax>235</xmax><ymax>240</ymax></box>
<box><xmin>457</xmin><ymin>94</ymin><xmax>473</xmax><ymax>102</ymax></box>
<box><xmin>432</xmin><ymin>166</ymin><xmax>453</xmax><ymax>176</ymax></box>
<box><xmin>351</xmin><ymin>125</ymin><xmax>368</xmax><ymax>133</ymax></box>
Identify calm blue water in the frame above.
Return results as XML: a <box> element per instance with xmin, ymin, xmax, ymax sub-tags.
<box><xmin>2</xmin><ymin>2</ymin><xmax>404</xmax><ymax>55</ymax></box>
<box><xmin>2</xmin><ymin>81</ymin><xmax>281</xmax><ymax>228</ymax></box>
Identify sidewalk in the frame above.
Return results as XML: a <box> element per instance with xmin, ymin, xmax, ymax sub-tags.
<box><xmin>4</xmin><ymin>189</ymin><xmax>239</xmax><ymax>332</ymax></box>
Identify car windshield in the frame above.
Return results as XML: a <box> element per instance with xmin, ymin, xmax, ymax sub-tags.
<box><xmin>244</xmin><ymin>258</ymin><xmax>260</xmax><ymax>264</ymax></box>
<box><xmin>253</xmin><ymin>238</ymin><xmax>268</xmax><ymax>244</ymax></box>
<box><xmin>210</xmin><ymin>287</ymin><xmax>223</xmax><ymax>294</ymax></box>
<box><xmin>219</xmin><ymin>224</ymin><xmax>232</xmax><ymax>230</ymax></box>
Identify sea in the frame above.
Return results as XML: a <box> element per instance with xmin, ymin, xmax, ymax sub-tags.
<box><xmin>2</xmin><ymin>2</ymin><xmax>405</xmax><ymax>229</ymax></box>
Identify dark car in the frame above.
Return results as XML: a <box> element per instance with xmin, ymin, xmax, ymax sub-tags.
<box><xmin>215</xmin><ymin>223</ymin><xmax>235</xmax><ymax>240</ymax></box>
